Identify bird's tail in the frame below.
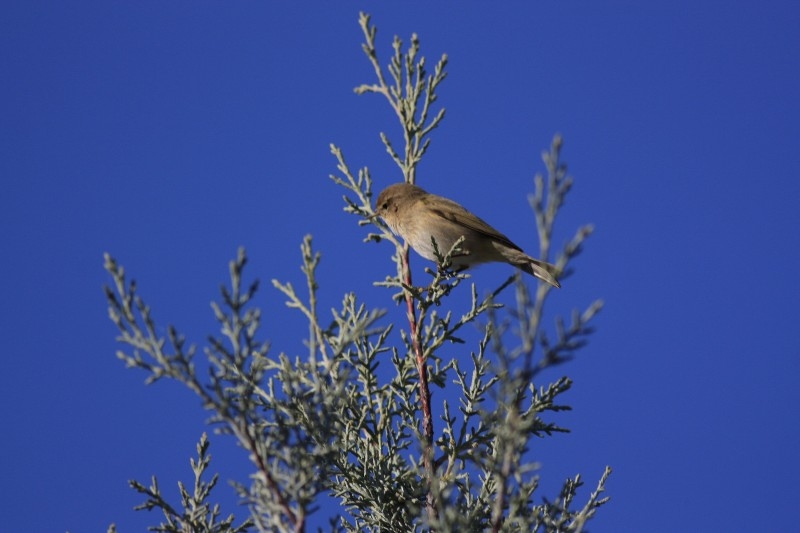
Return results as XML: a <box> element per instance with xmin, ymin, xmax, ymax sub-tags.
<box><xmin>518</xmin><ymin>257</ymin><xmax>561</xmax><ymax>288</ymax></box>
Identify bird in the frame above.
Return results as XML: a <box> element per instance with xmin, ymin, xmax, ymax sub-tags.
<box><xmin>373</xmin><ymin>183</ymin><xmax>560</xmax><ymax>288</ymax></box>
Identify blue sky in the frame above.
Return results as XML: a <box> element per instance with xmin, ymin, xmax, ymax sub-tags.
<box><xmin>2</xmin><ymin>2</ymin><xmax>799</xmax><ymax>531</ymax></box>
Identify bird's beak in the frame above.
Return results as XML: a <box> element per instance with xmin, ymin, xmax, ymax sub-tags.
<box><xmin>367</xmin><ymin>212</ymin><xmax>380</xmax><ymax>221</ymax></box>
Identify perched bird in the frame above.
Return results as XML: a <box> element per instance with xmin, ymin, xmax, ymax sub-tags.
<box><xmin>373</xmin><ymin>183</ymin><xmax>560</xmax><ymax>288</ymax></box>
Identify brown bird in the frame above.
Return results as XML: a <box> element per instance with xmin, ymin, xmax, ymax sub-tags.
<box><xmin>373</xmin><ymin>183</ymin><xmax>560</xmax><ymax>288</ymax></box>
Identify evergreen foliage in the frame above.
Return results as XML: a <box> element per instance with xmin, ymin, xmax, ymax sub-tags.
<box><xmin>104</xmin><ymin>12</ymin><xmax>610</xmax><ymax>533</ymax></box>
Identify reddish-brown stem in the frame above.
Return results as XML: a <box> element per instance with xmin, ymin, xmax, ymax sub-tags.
<box><xmin>401</xmin><ymin>245</ymin><xmax>438</xmax><ymax>524</ymax></box>
<box><xmin>240</xmin><ymin>422</ymin><xmax>303</xmax><ymax>532</ymax></box>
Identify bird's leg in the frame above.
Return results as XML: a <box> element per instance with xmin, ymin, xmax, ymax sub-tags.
<box><xmin>436</xmin><ymin>263</ymin><xmax>462</xmax><ymax>279</ymax></box>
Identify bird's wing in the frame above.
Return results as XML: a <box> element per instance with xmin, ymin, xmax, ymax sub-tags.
<box><xmin>425</xmin><ymin>195</ymin><xmax>524</xmax><ymax>252</ymax></box>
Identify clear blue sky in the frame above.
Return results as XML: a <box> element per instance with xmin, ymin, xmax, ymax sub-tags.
<box><xmin>2</xmin><ymin>2</ymin><xmax>799</xmax><ymax>531</ymax></box>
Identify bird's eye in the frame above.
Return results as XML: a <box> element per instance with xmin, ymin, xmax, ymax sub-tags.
<box><xmin>381</xmin><ymin>202</ymin><xmax>389</xmax><ymax>210</ymax></box>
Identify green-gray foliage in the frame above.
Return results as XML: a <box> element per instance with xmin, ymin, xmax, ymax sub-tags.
<box><xmin>104</xmin><ymin>12</ymin><xmax>610</xmax><ymax>533</ymax></box>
